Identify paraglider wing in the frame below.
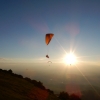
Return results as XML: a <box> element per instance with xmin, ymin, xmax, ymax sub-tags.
<box><xmin>47</xmin><ymin>61</ymin><xmax>52</xmax><ymax>66</ymax></box>
<box><xmin>45</xmin><ymin>33</ymin><xmax>54</xmax><ymax>45</ymax></box>
<box><xmin>48</xmin><ymin>61</ymin><xmax>52</xmax><ymax>63</ymax></box>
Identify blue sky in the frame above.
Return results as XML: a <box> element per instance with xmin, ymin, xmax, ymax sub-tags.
<box><xmin>0</xmin><ymin>0</ymin><xmax>100</xmax><ymax>64</ymax></box>
<box><xmin>1</xmin><ymin>0</ymin><xmax>100</xmax><ymax>94</ymax></box>
<box><xmin>0</xmin><ymin>0</ymin><xmax>100</xmax><ymax>65</ymax></box>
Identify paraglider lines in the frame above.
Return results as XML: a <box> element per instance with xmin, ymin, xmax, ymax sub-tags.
<box><xmin>54</xmin><ymin>37</ymin><xmax>67</xmax><ymax>54</ymax></box>
<box><xmin>45</xmin><ymin>33</ymin><xmax>54</xmax><ymax>58</ymax></box>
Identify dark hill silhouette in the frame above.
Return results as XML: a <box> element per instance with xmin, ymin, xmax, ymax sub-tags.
<box><xmin>0</xmin><ymin>68</ymin><xmax>82</xmax><ymax>100</ymax></box>
<box><xmin>0</xmin><ymin>69</ymin><xmax>58</xmax><ymax>100</ymax></box>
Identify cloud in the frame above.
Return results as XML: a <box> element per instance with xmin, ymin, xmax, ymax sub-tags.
<box><xmin>0</xmin><ymin>58</ymin><xmax>13</xmax><ymax>62</ymax></box>
<box><xmin>0</xmin><ymin>56</ymin><xmax>64</xmax><ymax>64</ymax></box>
<box><xmin>0</xmin><ymin>58</ymin><xmax>5</xmax><ymax>60</ymax></box>
<box><xmin>0</xmin><ymin>57</ymin><xmax>47</xmax><ymax>64</ymax></box>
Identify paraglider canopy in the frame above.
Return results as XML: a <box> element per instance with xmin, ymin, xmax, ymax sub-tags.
<box><xmin>45</xmin><ymin>33</ymin><xmax>54</xmax><ymax>45</ymax></box>
<box><xmin>47</xmin><ymin>61</ymin><xmax>52</xmax><ymax>63</ymax></box>
<box><xmin>47</xmin><ymin>61</ymin><xmax>52</xmax><ymax>66</ymax></box>
<box><xmin>45</xmin><ymin>33</ymin><xmax>54</xmax><ymax>58</ymax></box>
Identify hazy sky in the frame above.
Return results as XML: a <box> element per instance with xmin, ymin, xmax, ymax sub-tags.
<box><xmin>0</xmin><ymin>0</ymin><xmax>100</xmax><ymax>66</ymax></box>
<box><xmin>0</xmin><ymin>0</ymin><xmax>100</xmax><ymax>64</ymax></box>
<box><xmin>1</xmin><ymin>0</ymin><xmax>100</xmax><ymax>94</ymax></box>
<box><xmin>0</xmin><ymin>0</ymin><xmax>100</xmax><ymax>69</ymax></box>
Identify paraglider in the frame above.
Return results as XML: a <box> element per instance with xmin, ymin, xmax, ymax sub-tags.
<box><xmin>47</xmin><ymin>61</ymin><xmax>52</xmax><ymax>66</ymax></box>
<box><xmin>45</xmin><ymin>33</ymin><xmax>54</xmax><ymax>58</ymax></box>
<box><xmin>46</xmin><ymin>55</ymin><xmax>49</xmax><ymax>58</ymax></box>
<box><xmin>47</xmin><ymin>61</ymin><xmax>52</xmax><ymax>63</ymax></box>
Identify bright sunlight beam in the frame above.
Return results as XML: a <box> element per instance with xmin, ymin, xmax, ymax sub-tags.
<box><xmin>63</xmin><ymin>52</ymin><xmax>77</xmax><ymax>65</ymax></box>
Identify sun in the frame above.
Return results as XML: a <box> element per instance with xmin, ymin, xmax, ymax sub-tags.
<box><xmin>63</xmin><ymin>52</ymin><xmax>77</xmax><ymax>65</ymax></box>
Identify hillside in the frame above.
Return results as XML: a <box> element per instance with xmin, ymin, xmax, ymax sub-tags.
<box><xmin>0</xmin><ymin>69</ymin><xmax>59</xmax><ymax>100</ymax></box>
<box><xmin>1</xmin><ymin>68</ymin><xmax>99</xmax><ymax>100</ymax></box>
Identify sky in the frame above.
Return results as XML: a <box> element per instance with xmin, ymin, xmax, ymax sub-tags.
<box><xmin>0</xmin><ymin>0</ymin><xmax>100</xmax><ymax>93</ymax></box>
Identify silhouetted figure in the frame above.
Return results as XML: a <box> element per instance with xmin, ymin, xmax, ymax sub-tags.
<box><xmin>46</xmin><ymin>55</ymin><xmax>49</xmax><ymax>58</ymax></box>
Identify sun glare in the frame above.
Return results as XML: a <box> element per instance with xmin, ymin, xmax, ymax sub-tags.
<box><xmin>64</xmin><ymin>52</ymin><xmax>77</xmax><ymax>65</ymax></box>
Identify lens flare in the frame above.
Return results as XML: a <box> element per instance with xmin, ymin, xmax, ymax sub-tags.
<box><xmin>64</xmin><ymin>52</ymin><xmax>77</xmax><ymax>65</ymax></box>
